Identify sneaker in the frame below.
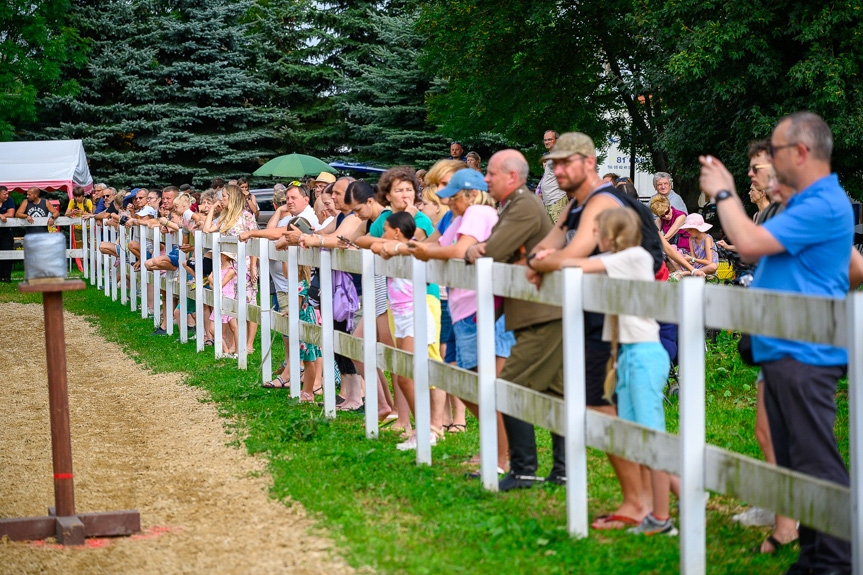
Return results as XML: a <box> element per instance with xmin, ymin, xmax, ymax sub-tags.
<box><xmin>627</xmin><ymin>513</ymin><xmax>678</xmax><ymax>536</ymax></box>
<box><xmin>498</xmin><ymin>472</ymin><xmax>543</xmax><ymax>492</ymax></box>
<box><xmin>396</xmin><ymin>432</ymin><xmax>437</xmax><ymax>451</ymax></box>
<box><xmin>147</xmin><ymin>327</ymin><xmax>167</xmax><ymax>336</ymax></box>
<box><xmin>731</xmin><ymin>506</ymin><xmax>775</xmax><ymax>527</ymax></box>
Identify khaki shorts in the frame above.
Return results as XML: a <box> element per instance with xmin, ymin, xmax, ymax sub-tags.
<box><xmin>276</xmin><ymin>290</ymin><xmax>291</xmax><ymax>312</ymax></box>
<box><xmin>545</xmin><ymin>196</ymin><xmax>569</xmax><ymax>225</ymax></box>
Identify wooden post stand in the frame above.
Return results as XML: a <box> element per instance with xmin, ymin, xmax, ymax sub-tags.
<box><xmin>0</xmin><ymin>279</ymin><xmax>140</xmax><ymax>545</ymax></box>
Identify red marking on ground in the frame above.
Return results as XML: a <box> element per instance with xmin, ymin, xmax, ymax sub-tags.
<box><xmin>26</xmin><ymin>525</ymin><xmax>181</xmax><ymax>549</ymax></box>
<box><xmin>129</xmin><ymin>525</ymin><xmax>182</xmax><ymax>540</ymax></box>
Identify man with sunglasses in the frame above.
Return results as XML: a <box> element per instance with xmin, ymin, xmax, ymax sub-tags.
<box><xmin>700</xmin><ymin>111</ymin><xmax>857</xmax><ymax>575</ymax></box>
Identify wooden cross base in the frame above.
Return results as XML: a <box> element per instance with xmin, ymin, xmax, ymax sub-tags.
<box><xmin>3</xmin><ymin>279</ymin><xmax>142</xmax><ymax>545</ymax></box>
<box><xmin>0</xmin><ymin>508</ymin><xmax>141</xmax><ymax>545</ymax></box>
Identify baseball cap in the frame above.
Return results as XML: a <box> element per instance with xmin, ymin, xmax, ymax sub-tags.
<box><xmin>136</xmin><ymin>206</ymin><xmax>158</xmax><ymax>218</ymax></box>
<box><xmin>437</xmin><ymin>168</ymin><xmax>488</xmax><ymax>198</ymax></box>
<box><xmin>314</xmin><ymin>172</ymin><xmax>337</xmax><ymax>185</ymax></box>
<box><xmin>544</xmin><ymin>132</ymin><xmax>596</xmax><ymax>160</ymax></box>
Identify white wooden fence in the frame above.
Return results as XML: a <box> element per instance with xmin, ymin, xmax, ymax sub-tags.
<box><xmin>83</xmin><ymin>219</ymin><xmax>861</xmax><ymax>575</ymax></box>
<box><xmin>0</xmin><ymin>217</ymin><xmax>85</xmax><ymax>265</ymax></box>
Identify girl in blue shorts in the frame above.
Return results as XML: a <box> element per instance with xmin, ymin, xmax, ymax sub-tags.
<box><xmin>561</xmin><ymin>207</ymin><xmax>675</xmax><ymax>536</ymax></box>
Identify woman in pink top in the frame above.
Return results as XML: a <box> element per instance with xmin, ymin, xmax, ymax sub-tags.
<box><xmin>407</xmin><ymin>168</ymin><xmax>515</xmax><ymax>473</ymax></box>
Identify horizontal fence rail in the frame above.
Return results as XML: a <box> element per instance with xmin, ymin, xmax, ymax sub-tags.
<box><xmin>0</xmin><ymin>217</ymin><xmax>85</xmax><ymax>261</ymax></box>
<box><xmin>82</xmin><ymin>226</ymin><xmax>861</xmax><ymax>575</ymax></box>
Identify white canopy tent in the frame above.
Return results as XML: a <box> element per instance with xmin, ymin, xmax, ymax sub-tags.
<box><xmin>0</xmin><ymin>140</ymin><xmax>93</xmax><ymax>199</ymax></box>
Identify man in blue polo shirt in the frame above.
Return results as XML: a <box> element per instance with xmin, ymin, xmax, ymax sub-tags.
<box><xmin>699</xmin><ymin>111</ymin><xmax>852</xmax><ymax>575</ymax></box>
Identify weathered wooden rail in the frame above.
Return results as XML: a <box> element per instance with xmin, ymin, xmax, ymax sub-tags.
<box><xmin>85</xmin><ymin>219</ymin><xmax>862</xmax><ymax>575</ymax></box>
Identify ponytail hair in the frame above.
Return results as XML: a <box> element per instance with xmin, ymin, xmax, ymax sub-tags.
<box><xmin>596</xmin><ymin>207</ymin><xmax>641</xmax><ymax>253</ymax></box>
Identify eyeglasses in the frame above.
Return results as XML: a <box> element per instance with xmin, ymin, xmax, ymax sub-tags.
<box><xmin>552</xmin><ymin>154</ymin><xmax>585</xmax><ymax>167</ymax></box>
<box><xmin>748</xmin><ymin>163</ymin><xmax>771</xmax><ymax>174</ymax></box>
<box><xmin>768</xmin><ymin>142</ymin><xmax>808</xmax><ymax>157</ymax></box>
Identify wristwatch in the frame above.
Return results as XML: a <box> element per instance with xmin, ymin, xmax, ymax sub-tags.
<box><xmin>715</xmin><ymin>189</ymin><xmax>734</xmax><ymax>203</ymax></box>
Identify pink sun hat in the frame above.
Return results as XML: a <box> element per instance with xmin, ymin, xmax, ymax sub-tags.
<box><xmin>679</xmin><ymin>213</ymin><xmax>712</xmax><ymax>232</ymax></box>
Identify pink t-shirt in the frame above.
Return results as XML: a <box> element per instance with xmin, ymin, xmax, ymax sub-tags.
<box><xmin>439</xmin><ymin>205</ymin><xmax>499</xmax><ymax>323</ymax></box>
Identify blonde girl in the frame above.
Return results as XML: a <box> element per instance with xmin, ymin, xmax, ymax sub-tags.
<box><xmin>561</xmin><ymin>207</ymin><xmax>675</xmax><ymax>536</ymax></box>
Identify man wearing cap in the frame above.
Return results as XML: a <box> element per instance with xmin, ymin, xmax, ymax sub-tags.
<box><xmin>463</xmin><ymin>149</ymin><xmax>566</xmax><ymax>491</ymax></box>
<box><xmin>536</xmin><ymin>130</ymin><xmax>569</xmax><ymax>224</ymax></box>
<box><xmin>448</xmin><ymin>141</ymin><xmax>467</xmax><ymax>162</ymax></box>
<box><xmin>527</xmin><ymin>132</ymin><xmax>656</xmax><ymax>530</ymax></box>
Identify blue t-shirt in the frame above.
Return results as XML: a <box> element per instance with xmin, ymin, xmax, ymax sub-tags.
<box><xmin>752</xmin><ymin>174</ymin><xmax>852</xmax><ymax>366</ymax></box>
<box><xmin>436</xmin><ymin>210</ymin><xmax>454</xmax><ymax>235</ymax></box>
<box><xmin>1</xmin><ymin>197</ymin><xmax>15</xmax><ymax>214</ymax></box>
<box><xmin>94</xmin><ymin>198</ymin><xmax>106</xmax><ymax>214</ymax></box>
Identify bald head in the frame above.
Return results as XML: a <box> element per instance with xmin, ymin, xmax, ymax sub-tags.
<box><xmin>485</xmin><ymin>149</ymin><xmax>529</xmax><ymax>202</ymax></box>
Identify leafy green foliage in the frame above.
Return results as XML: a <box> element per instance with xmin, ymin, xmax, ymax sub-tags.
<box><xmin>635</xmin><ymin>0</ymin><xmax>863</xmax><ymax>200</ymax></box>
<box><xmin>0</xmin><ymin>0</ymin><xmax>86</xmax><ymax>141</ymax></box>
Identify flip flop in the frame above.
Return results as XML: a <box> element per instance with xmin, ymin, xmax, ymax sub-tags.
<box><xmin>261</xmin><ymin>375</ymin><xmax>289</xmax><ymax>390</ymax></box>
<box><xmin>379</xmin><ymin>413</ymin><xmax>398</xmax><ymax>427</ymax></box>
<box><xmin>752</xmin><ymin>534</ymin><xmax>797</xmax><ymax>555</ymax></box>
<box><xmin>591</xmin><ymin>514</ymin><xmax>640</xmax><ymax>530</ymax></box>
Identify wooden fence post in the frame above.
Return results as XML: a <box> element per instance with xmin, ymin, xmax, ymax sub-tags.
<box><xmin>678</xmin><ymin>277</ymin><xmax>706</xmax><ymax>575</ymax></box>
<box><xmin>140</xmin><ymin>225</ymin><xmax>148</xmax><ymax>319</ymax></box>
<box><xmin>237</xmin><ymin>238</ymin><xmax>247</xmax><ymax>369</ymax></box>
<box><xmin>412</xmin><ymin>257</ymin><xmax>431</xmax><ymax>465</ymax></box>
<box><xmin>320</xmin><ymin>249</ymin><xmax>337</xmax><ymax>418</ymax></box>
<box><xmin>847</xmin><ymin>290</ymin><xmax>863</xmax><ymax>575</ymax></box>
<box><xmin>362</xmin><ymin>250</ymin><xmax>379</xmax><ymax>439</ymax></box>
<box><xmin>194</xmin><ymin>231</ymin><xmax>204</xmax><ymax>352</ymax></box>
<box><xmin>287</xmin><ymin>246</ymin><xmax>300</xmax><ymax>398</ymax></box>
<box><xmin>562</xmin><ymin>267</ymin><xmax>588</xmax><ymax>537</ymax></box>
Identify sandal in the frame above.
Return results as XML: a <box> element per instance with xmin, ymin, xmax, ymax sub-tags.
<box><xmin>261</xmin><ymin>375</ymin><xmax>289</xmax><ymax>390</ymax></box>
<box><xmin>446</xmin><ymin>423</ymin><xmax>466</xmax><ymax>433</ymax></box>
<box><xmin>591</xmin><ymin>514</ymin><xmax>641</xmax><ymax>530</ymax></box>
<box><xmin>204</xmin><ymin>339</ymin><xmax>214</xmax><ymax>347</ymax></box>
<box><xmin>752</xmin><ymin>534</ymin><xmax>797</xmax><ymax>555</ymax></box>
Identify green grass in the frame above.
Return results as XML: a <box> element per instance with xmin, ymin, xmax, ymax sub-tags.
<box><xmin>3</xmin><ymin>272</ymin><xmax>850</xmax><ymax>574</ymax></box>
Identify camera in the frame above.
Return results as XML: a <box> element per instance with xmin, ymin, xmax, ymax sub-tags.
<box><xmin>119</xmin><ymin>215</ymin><xmax>129</xmax><ymax>226</ymax></box>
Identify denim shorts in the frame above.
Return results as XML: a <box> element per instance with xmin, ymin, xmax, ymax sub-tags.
<box><xmin>168</xmin><ymin>245</ymin><xmax>180</xmax><ymax>268</ymax></box>
<box><xmin>440</xmin><ymin>299</ymin><xmax>457</xmax><ymax>363</ymax></box>
<box><xmin>452</xmin><ymin>313</ymin><xmax>516</xmax><ymax>370</ymax></box>
<box><xmin>616</xmin><ymin>341</ymin><xmax>670</xmax><ymax>432</ymax></box>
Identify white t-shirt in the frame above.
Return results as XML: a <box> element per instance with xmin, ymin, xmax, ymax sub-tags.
<box><xmin>295</xmin><ymin>205</ymin><xmax>322</xmax><ymax>230</ymax></box>
<box><xmin>269</xmin><ymin>214</ymin><xmax>292</xmax><ymax>292</ymax></box>
<box><xmin>597</xmin><ymin>246</ymin><xmax>660</xmax><ymax>344</ymax></box>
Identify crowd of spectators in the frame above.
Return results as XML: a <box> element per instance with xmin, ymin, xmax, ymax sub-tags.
<box><xmin>9</xmin><ymin>111</ymin><xmax>859</xmax><ymax>574</ymax></box>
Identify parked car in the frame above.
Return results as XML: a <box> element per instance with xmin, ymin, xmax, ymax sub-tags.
<box><xmin>251</xmin><ymin>188</ymin><xmax>274</xmax><ymax>227</ymax></box>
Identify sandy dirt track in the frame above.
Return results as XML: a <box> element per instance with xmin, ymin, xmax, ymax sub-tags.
<box><xmin>0</xmin><ymin>302</ymin><xmax>357</xmax><ymax>575</ymax></box>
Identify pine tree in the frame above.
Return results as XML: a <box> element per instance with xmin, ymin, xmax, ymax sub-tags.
<box><xmin>28</xmin><ymin>0</ymin><xmax>278</xmax><ymax>188</ymax></box>
<box><xmin>335</xmin><ymin>2</ymin><xmax>445</xmax><ymax>168</ymax></box>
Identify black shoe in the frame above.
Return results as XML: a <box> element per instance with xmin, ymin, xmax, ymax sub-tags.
<box><xmin>147</xmin><ymin>327</ymin><xmax>167</xmax><ymax>336</ymax></box>
<box><xmin>498</xmin><ymin>472</ymin><xmax>542</xmax><ymax>492</ymax></box>
<box><xmin>545</xmin><ymin>473</ymin><xmax>566</xmax><ymax>486</ymax></box>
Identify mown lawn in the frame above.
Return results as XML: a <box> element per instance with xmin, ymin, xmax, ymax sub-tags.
<box><xmin>2</xmin><ymin>271</ymin><xmax>849</xmax><ymax>574</ymax></box>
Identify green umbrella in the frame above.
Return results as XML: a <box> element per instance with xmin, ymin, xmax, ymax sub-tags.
<box><xmin>253</xmin><ymin>154</ymin><xmax>337</xmax><ymax>178</ymax></box>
